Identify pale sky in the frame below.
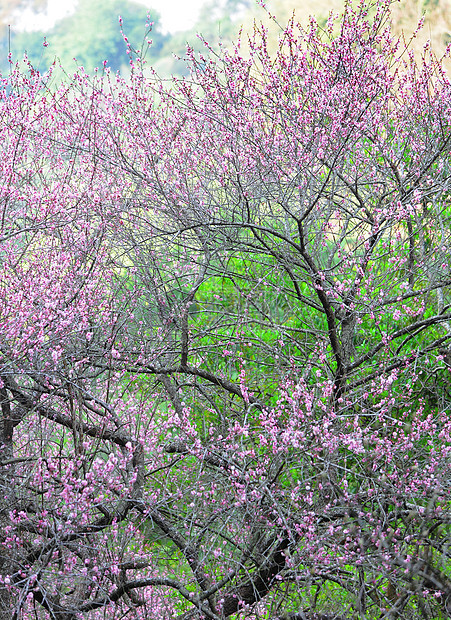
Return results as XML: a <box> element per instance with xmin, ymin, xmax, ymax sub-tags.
<box><xmin>18</xmin><ymin>0</ymin><xmax>207</xmax><ymax>33</ymax></box>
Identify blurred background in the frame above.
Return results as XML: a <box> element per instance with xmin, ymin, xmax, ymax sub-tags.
<box><xmin>0</xmin><ymin>0</ymin><xmax>450</xmax><ymax>77</ymax></box>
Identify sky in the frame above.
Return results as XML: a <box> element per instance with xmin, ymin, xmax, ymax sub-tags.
<box><xmin>19</xmin><ymin>0</ymin><xmax>207</xmax><ymax>33</ymax></box>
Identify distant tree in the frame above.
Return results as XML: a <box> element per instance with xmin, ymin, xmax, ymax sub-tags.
<box><xmin>0</xmin><ymin>0</ymin><xmax>45</xmax><ymax>70</ymax></box>
<box><xmin>1</xmin><ymin>28</ymin><xmax>48</xmax><ymax>72</ymax></box>
<box><xmin>2</xmin><ymin>0</ymin><xmax>167</xmax><ymax>75</ymax></box>
<box><xmin>48</xmin><ymin>0</ymin><xmax>166</xmax><ymax>72</ymax></box>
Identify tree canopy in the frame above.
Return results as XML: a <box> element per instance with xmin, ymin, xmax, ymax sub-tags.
<box><xmin>0</xmin><ymin>0</ymin><xmax>450</xmax><ymax>618</ymax></box>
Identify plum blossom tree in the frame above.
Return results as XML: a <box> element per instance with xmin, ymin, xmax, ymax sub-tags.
<box><xmin>0</xmin><ymin>1</ymin><xmax>451</xmax><ymax>618</ymax></box>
